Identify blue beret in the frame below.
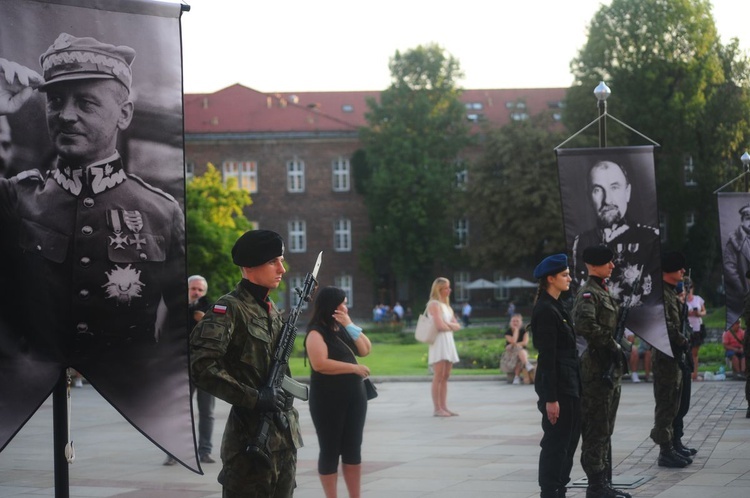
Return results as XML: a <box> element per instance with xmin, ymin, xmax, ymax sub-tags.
<box><xmin>39</xmin><ymin>33</ymin><xmax>136</xmax><ymax>91</ymax></box>
<box><xmin>661</xmin><ymin>251</ymin><xmax>686</xmax><ymax>273</ymax></box>
<box><xmin>533</xmin><ymin>253</ymin><xmax>568</xmax><ymax>280</ymax></box>
<box><xmin>232</xmin><ymin>230</ymin><xmax>284</xmax><ymax>268</ymax></box>
<box><xmin>583</xmin><ymin>245</ymin><xmax>613</xmax><ymax>266</ymax></box>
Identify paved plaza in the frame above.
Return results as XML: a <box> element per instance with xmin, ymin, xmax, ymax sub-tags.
<box><xmin>0</xmin><ymin>377</ymin><xmax>749</xmax><ymax>497</ymax></box>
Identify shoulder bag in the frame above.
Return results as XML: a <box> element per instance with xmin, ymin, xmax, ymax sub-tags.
<box><xmin>414</xmin><ymin>303</ymin><xmax>439</xmax><ymax>344</ymax></box>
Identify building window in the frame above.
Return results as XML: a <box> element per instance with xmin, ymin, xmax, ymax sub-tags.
<box><xmin>287</xmin><ymin>158</ymin><xmax>305</xmax><ymax>192</ymax></box>
<box><xmin>454</xmin><ymin>218</ymin><xmax>469</xmax><ymax>248</ymax></box>
<box><xmin>684</xmin><ymin>156</ymin><xmax>697</xmax><ymax>186</ymax></box>
<box><xmin>185</xmin><ymin>161</ymin><xmax>195</xmax><ymax>182</ymax></box>
<box><xmin>334</xmin><ymin>219</ymin><xmax>352</xmax><ymax>252</ymax></box>
<box><xmin>222</xmin><ymin>161</ymin><xmax>258</xmax><ymax>193</ymax></box>
<box><xmin>288</xmin><ymin>274</ymin><xmax>308</xmax><ymax>309</ymax></box>
<box><xmin>342</xmin><ymin>104</ymin><xmax>354</xmax><ymax>113</ymax></box>
<box><xmin>332</xmin><ymin>157</ymin><xmax>350</xmax><ymax>192</ymax></box>
<box><xmin>510</xmin><ymin>112</ymin><xmax>529</xmax><ymax>121</ymax></box>
<box><xmin>494</xmin><ymin>272</ymin><xmax>510</xmax><ymax>301</ymax></box>
<box><xmin>685</xmin><ymin>211</ymin><xmax>695</xmax><ymax>232</ymax></box>
<box><xmin>288</xmin><ymin>220</ymin><xmax>306</xmax><ymax>252</ymax></box>
<box><xmin>456</xmin><ymin>169</ymin><xmax>468</xmax><ymax>190</ymax></box>
<box><xmin>454</xmin><ymin>271</ymin><xmax>470</xmax><ymax>303</ymax></box>
<box><xmin>335</xmin><ymin>275</ymin><xmax>353</xmax><ymax>307</ymax></box>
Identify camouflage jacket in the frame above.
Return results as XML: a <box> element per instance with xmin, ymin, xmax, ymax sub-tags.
<box><xmin>662</xmin><ymin>283</ymin><xmax>687</xmax><ymax>358</ymax></box>
<box><xmin>190</xmin><ymin>282</ymin><xmax>302</xmax><ymax>458</ymax></box>
<box><xmin>572</xmin><ymin>277</ymin><xmax>620</xmax><ymax>372</ymax></box>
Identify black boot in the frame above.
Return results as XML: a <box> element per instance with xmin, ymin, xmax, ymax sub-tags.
<box><xmin>674</xmin><ymin>438</ymin><xmax>697</xmax><ymax>456</ymax></box>
<box><xmin>605</xmin><ymin>482</ymin><xmax>632</xmax><ymax>498</ymax></box>
<box><xmin>586</xmin><ymin>472</ymin><xmax>606</xmax><ymax>498</ymax></box>
<box><xmin>658</xmin><ymin>444</ymin><xmax>690</xmax><ymax>468</ymax></box>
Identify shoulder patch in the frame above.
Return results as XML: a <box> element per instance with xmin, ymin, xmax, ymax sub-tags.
<box><xmin>213</xmin><ymin>304</ymin><xmax>227</xmax><ymax>314</ymax></box>
<box><xmin>582</xmin><ymin>292</ymin><xmax>592</xmax><ymax>299</ymax></box>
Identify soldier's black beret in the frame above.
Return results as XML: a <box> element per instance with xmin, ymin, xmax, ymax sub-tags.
<box><xmin>661</xmin><ymin>251</ymin><xmax>686</xmax><ymax>273</ymax></box>
<box><xmin>533</xmin><ymin>253</ymin><xmax>568</xmax><ymax>280</ymax></box>
<box><xmin>582</xmin><ymin>245</ymin><xmax>614</xmax><ymax>266</ymax></box>
<box><xmin>232</xmin><ymin>229</ymin><xmax>284</xmax><ymax>268</ymax></box>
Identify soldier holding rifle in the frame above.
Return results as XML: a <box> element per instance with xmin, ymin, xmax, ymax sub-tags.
<box><xmin>572</xmin><ymin>245</ymin><xmax>631</xmax><ymax>498</ymax></box>
<box><xmin>190</xmin><ymin>230</ymin><xmax>305</xmax><ymax>498</ymax></box>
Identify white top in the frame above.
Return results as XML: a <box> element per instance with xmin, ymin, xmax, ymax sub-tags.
<box><xmin>686</xmin><ymin>294</ymin><xmax>705</xmax><ymax>331</ymax></box>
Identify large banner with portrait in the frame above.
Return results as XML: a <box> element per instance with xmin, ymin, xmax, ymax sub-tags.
<box><xmin>0</xmin><ymin>0</ymin><xmax>197</xmax><ymax>471</ymax></box>
<box><xmin>556</xmin><ymin>146</ymin><xmax>672</xmax><ymax>357</ymax></box>
<box><xmin>717</xmin><ymin>192</ymin><xmax>750</xmax><ymax>330</ymax></box>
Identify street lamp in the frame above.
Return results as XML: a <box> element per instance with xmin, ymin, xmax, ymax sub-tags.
<box><xmin>594</xmin><ymin>81</ymin><xmax>611</xmax><ymax>147</ymax></box>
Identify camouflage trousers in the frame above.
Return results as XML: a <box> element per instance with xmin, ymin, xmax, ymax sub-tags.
<box><xmin>650</xmin><ymin>350</ymin><xmax>682</xmax><ymax>445</ymax></box>
<box><xmin>580</xmin><ymin>358</ymin><xmax>621</xmax><ymax>476</ymax></box>
<box><xmin>220</xmin><ymin>447</ymin><xmax>296</xmax><ymax>498</ymax></box>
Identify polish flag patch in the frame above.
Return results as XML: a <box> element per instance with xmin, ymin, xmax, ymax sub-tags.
<box><xmin>582</xmin><ymin>292</ymin><xmax>592</xmax><ymax>299</ymax></box>
<box><xmin>213</xmin><ymin>304</ymin><xmax>227</xmax><ymax>314</ymax></box>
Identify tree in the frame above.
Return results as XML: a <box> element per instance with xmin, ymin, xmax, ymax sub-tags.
<box><xmin>359</xmin><ymin>43</ymin><xmax>472</xmax><ymax>298</ymax></box>
<box><xmin>463</xmin><ymin>114</ymin><xmax>568</xmax><ymax>269</ymax></box>
<box><xmin>186</xmin><ymin>163</ymin><xmax>253</xmax><ymax>300</ymax></box>
<box><xmin>565</xmin><ymin>0</ymin><xmax>750</xmax><ymax>301</ymax></box>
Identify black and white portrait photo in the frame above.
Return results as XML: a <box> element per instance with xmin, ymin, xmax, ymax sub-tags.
<box><xmin>557</xmin><ymin>146</ymin><xmax>671</xmax><ymax>357</ymax></box>
<box><xmin>0</xmin><ymin>0</ymin><xmax>196</xmax><ymax>470</ymax></box>
<box><xmin>718</xmin><ymin>192</ymin><xmax>750</xmax><ymax>329</ymax></box>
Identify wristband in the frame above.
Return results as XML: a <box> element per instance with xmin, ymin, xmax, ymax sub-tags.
<box><xmin>345</xmin><ymin>323</ymin><xmax>362</xmax><ymax>340</ymax></box>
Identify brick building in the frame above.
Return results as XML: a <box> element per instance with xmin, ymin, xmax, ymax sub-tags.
<box><xmin>184</xmin><ymin>84</ymin><xmax>566</xmax><ymax>318</ymax></box>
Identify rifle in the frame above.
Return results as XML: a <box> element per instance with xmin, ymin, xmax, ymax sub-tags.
<box><xmin>245</xmin><ymin>251</ymin><xmax>322</xmax><ymax>465</ymax></box>
<box><xmin>602</xmin><ymin>267</ymin><xmax>642</xmax><ymax>388</ymax></box>
<box><xmin>678</xmin><ymin>270</ymin><xmax>695</xmax><ymax>375</ymax></box>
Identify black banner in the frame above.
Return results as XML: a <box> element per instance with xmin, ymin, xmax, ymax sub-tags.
<box><xmin>0</xmin><ymin>0</ymin><xmax>198</xmax><ymax>471</ymax></box>
<box><xmin>718</xmin><ymin>192</ymin><xmax>750</xmax><ymax>329</ymax></box>
<box><xmin>556</xmin><ymin>146</ymin><xmax>672</xmax><ymax>357</ymax></box>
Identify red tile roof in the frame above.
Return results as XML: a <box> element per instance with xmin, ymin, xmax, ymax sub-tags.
<box><xmin>183</xmin><ymin>83</ymin><xmax>567</xmax><ymax>134</ymax></box>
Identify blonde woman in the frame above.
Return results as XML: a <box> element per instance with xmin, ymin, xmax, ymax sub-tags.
<box><xmin>426</xmin><ymin>277</ymin><xmax>461</xmax><ymax>417</ymax></box>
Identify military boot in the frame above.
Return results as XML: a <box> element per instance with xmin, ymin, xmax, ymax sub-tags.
<box><xmin>657</xmin><ymin>444</ymin><xmax>690</xmax><ymax>468</ymax></box>
<box><xmin>586</xmin><ymin>472</ymin><xmax>610</xmax><ymax>498</ymax></box>
<box><xmin>673</xmin><ymin>438</ymin><xmax>697</xmax><ymax>456</ymax></box>
<box><xmin>605</xmin><ymin>484</ymin><xmax>632</xmax><ymax>498</ymax></box>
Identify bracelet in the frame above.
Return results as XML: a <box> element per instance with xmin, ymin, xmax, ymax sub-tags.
<box><xmin>345</xmin><ymin>323</ymin><xmax>362</xmax><ymax>340</ymax></box>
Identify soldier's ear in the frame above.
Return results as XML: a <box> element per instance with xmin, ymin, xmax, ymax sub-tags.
<box><xmin>117</xmin><ymin>100</ymin><xmax>134</xmax><ymax>131</ymax></box>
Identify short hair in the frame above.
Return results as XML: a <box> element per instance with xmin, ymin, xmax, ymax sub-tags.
<box><xmin>588</xmin><ymin>160</ymin><xmax>630</xmax><ymax>191</ymax></box>
<box><xmin>188</xmin><ymin>275</ymin><xmax>207</xmax><ymax>289</ymax></box>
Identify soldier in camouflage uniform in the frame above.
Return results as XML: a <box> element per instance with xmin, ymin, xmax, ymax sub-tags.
<box><xmin>650</xmin><ymin>251</ymin><xmax>691</xmax><ymax>468</ymax></box>
<box><xmin>190</xmin><ymin>230</ymin><xmax>302</xmax><ymax>498</ymax></box>
<box><xmin>572</xmin><ymin>245</ymin><xmax>631</xmax><ymax>498</ymax></box>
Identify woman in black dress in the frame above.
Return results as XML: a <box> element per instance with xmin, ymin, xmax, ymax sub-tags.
<box><xmin>530</xmin><ymin>254</ymin><xmax>582</xmax><ymax>498</ymax></box>
<box><xmin>305</xmin><ymin>287</ymin><xmax>372</xmax><ymax>498</ymax></box>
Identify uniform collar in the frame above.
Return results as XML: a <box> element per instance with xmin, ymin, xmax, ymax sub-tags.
<box><xmin>589</xmin><ymin>276</ymin><xmax>608</xmax><ymax>290</ymax></box>
<box><xmin>53</xmin><ymin>153</ymin><xmax>127</xmax><ymax>196</ymax></box>
<box><xmin>240</xmin><ymin>278</ymin><xmax>271</xmax><ymax>312</ymax></box>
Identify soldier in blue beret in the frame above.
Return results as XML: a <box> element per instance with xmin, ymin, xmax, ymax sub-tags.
<box><xmin>0</xmin><ymin>33</ymin><xmax>185</xmax><ymax>398</ymax></box>
<box><xmin>530</xmin><ymin>253</ymin><xmax>582</xmax><ymax>498</ymax></box>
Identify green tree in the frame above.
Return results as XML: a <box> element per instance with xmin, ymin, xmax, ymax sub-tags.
<box><xmin>186</xmin><ymin>163</ymin><xmax>253</xmax><ymax>300</ymax></box>
<box><xmin>565</xmin><ymin>0</ymin><xmax>750</xmax><ymax>300</ymax></box>
<box><xmin>463</xmin><ymin>114</ymin><xmax>568</xmax><ymax>269</ymax></box>
<box><xmin>359</xmin><ymin>43</ymin><xmax>472</xmax><ymax>298</ymax></box>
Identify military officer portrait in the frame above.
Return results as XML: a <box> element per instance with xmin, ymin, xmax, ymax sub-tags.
<box><xmin>0</xmin><ymin>32</ymin><xmax>185</xmax><ymax>359</ymax></box>
<box><xmin>722</xmin><ymin>202</ymin><xmax>750</xmax><ymax>325</ymax></box>
<box><xmin>570</xmin><ymin>159</ymin><xmax>661</xmax><ymax>307</ymax></box>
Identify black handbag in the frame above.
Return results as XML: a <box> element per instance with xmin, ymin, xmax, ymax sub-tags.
<box><xmin>364</xmin><ymin>378</ymin><xmax>378</xmax><ymax>400</ymax></box>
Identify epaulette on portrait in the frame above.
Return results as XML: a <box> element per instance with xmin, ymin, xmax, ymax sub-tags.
<box><xmin>128</xmin><ymin>173</ymin><xmax>179</xmax><ymax>203</ymax></box>
<box><xmin>15</xmin><ymin>169</ymin><xmax>44</xmax><ymax>183</ymax></box>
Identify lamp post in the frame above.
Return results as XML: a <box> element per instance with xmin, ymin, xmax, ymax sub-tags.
<box><xmin>742</xmin><ymin>151</ymin><xmax>750</xmax><ymax>192</ymax></box>
<box><xmin>594</xmin><ymin>81</ymin><xmax>611</xmax><ymax>148</ymax></box>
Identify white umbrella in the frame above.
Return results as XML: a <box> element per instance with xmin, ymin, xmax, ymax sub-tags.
<box><xmin>498</xmin><ymin>277</ymin><xmax>537</xmax><ymax>289</ymax></box>
<box><xmin>463</xmin><ymin>278</ymin><xmax>500</xmax><ymax>290</ymax></box>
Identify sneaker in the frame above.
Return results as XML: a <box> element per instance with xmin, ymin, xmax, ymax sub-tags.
<box><xmin>73</xmin><ymin>378</ymin><xmax>83</xmax><ymax>388</ymax></box>
<box><xmin>163</xmin><ymin>456</ymin><xmax>177</xmax><ymax>466</ymax></box>
<box><xmin>631</xmin><ymin>372</ymin><xmax>641</xmax><ymax>383</ymax></box>
<box><xmin>512</xmin><ymin>376</ymin><xmax>521</xmax><ymax>385</ymax></box>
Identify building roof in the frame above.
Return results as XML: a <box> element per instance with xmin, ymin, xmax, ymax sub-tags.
<box><xmin>183</xmin><ymin>83</ymin><xmax>567</xmax><ymax>134</ymax></box>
